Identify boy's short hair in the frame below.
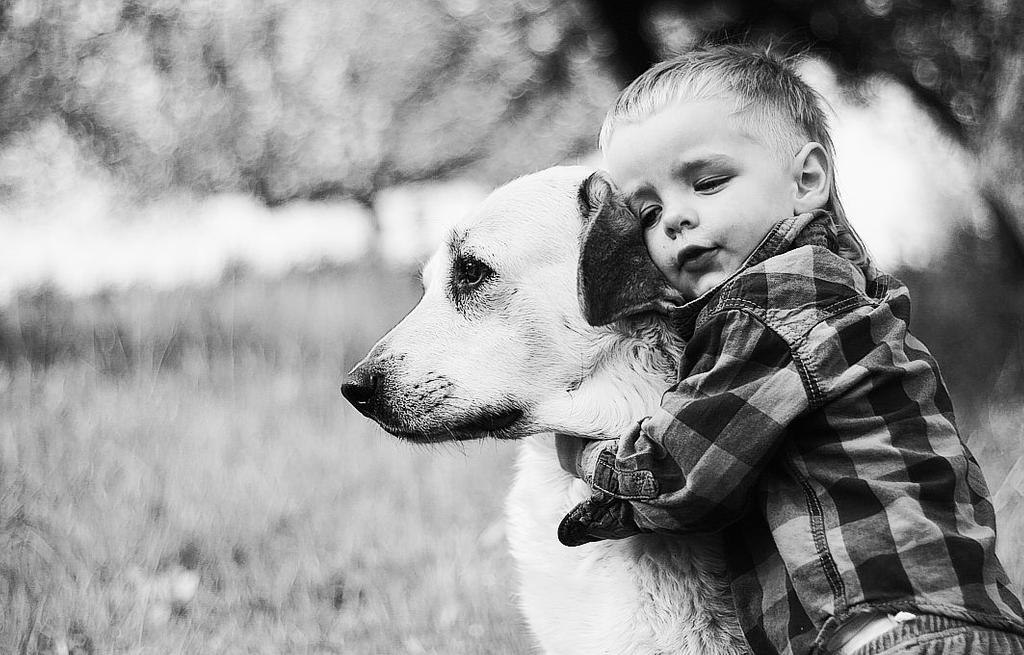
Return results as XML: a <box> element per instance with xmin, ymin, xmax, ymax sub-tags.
<box><xmin>600</xmin><ymin>44</ymin><xmax>874</xmax><ymax>273</ymax></box>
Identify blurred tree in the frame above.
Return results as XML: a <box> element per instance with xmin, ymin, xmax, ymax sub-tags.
<box><xmin>0</xmin><ymin>0</ymin><xmax>618</xmax><ymax>249</ymax></box>
<box><xmin>2</xmin><ymin>0</ymin><xmax>1020</xmax><ymax>255</ymax></box>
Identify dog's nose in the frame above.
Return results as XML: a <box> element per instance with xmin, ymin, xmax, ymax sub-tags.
<box><xmin>341</xmin><ymin>365</ymin><xmax>379</xmax><ymax>417</ymax></box>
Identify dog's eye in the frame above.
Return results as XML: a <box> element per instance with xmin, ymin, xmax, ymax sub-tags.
<box><xmin>454</xmin><ymin>257</ymin><xmax>491</xmax><ymax>290</ymax></box>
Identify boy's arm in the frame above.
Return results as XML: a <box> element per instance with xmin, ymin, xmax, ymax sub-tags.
<box><xmin>558</xmin><ymin>309</ymin><xmax>811</xmax><ymax>546</ymax></box>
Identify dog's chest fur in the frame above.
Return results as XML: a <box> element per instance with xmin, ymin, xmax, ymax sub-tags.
<box><xmin>507</xmin><ymin>437</ymin><xmax>747</xmax><ymax>655</ymax></box>
<box><xmin>505</xmin><ymin>316</ymin><xmax>749</xmax><ymax>655</ymax></box>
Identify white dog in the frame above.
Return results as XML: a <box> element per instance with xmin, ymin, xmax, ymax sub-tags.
<box><xmin>344</xmin><ymin>166</ymin><xmax>747</xmax><ymax>654</ymax></box>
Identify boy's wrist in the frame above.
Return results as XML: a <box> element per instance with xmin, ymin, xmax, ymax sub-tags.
<box><xmin>579</xmin><ymin>440</ymin><xmax>611</xmax><ymax>484</ymax></box>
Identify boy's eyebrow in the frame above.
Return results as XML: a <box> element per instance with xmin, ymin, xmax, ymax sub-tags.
<box><xmin>670</xmin><ymin>155</ymin><xmax>734</xmax><ymax>179</ymax></box>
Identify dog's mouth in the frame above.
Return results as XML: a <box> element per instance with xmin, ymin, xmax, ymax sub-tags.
<box><xmin>388</xmin><ymin>407</ymin><xmax>526</xmax><ymax>443</ymax></box>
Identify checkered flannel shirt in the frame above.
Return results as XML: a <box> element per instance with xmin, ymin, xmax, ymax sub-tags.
<box><xmin>559</xmin><ymin>212</ymin><xmax>1024</xmax><ymax>654</ymax></box>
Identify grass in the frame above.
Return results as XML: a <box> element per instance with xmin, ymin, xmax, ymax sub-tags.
<box><xmin>0</xmin><ymin>264</ymin><xmax>533</xmax><ymax>654</ymax></box>
<box><xmin>1</xmin><ymin>261</ymin><xmax>1021</xmax><ymax>653</ymax></box>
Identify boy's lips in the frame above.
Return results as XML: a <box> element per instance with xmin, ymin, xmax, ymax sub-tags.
<box><xmin>676</xmin><ymin>245</ymin><xmax>719</xmax><ymax>271</ymax></box>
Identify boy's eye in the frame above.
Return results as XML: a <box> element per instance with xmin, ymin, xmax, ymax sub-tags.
<box><xmin>638</xmin><ymin>205</ymin><xmax>662</xmax><ymax>228</ymax></box>
<box><xmin>694</xmin><ymin>176</ymin><xmax>730</xmax><ymax>193</ymax></box>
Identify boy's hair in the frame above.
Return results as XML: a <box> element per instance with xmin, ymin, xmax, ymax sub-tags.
<box><xmin>600</xmin><ymin>44</ymin><xmax>874</xmax><ymax>273</ymax></box>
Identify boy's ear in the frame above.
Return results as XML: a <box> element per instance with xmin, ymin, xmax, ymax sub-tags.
<box><xmin>792</xmin><ymin>142</ymin><xmax>831</xmax><ymax>214</ymax></box>
<box><xmin>577</xmin><ymin>171</ymin><xmax>683</xmax><ymax>326</ymax></box>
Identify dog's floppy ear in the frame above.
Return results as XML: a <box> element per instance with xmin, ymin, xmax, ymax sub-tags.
<box><xmin>577</xmin><ymin>171</ymin><xmax>683</xmax><ymax>326</ymax></box>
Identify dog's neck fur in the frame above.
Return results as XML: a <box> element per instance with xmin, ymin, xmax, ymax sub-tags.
<box><xmin>552</xmin><ymin>313</ymin><xmax>683</xmax><ymax>439</ymax></box>
<box><xmin>511</xmin><ymin>310</ymin><xmax>747</xmax><ymax>655</ymax></box>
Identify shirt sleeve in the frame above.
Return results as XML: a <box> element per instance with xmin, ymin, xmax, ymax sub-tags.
<box><xmin>587</xmin><ymin>308</ymin><xmax>812</xmax><ymax>534</ymax></box>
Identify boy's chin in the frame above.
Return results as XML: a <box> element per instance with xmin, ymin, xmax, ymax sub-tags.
<box><xmin>681</xmin><ymin>272</ymin><xmax>728</xmax><ymax>300</ymax></box>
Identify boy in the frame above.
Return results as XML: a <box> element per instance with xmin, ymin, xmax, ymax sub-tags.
<box><xmin>557</xmin><ymin>45</ymin><xmax>1024</xmax><ymax>654</ymax></box>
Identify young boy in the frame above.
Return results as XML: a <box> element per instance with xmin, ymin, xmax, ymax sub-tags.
<box><xmin>557</xmin><ymin>45</ymin><xmax>1024</xmax><ymax>655</ymax></box>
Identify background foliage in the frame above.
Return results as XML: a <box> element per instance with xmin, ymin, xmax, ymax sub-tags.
<box><xmin>0</xmin><ymin>0</ymin><xmax>617</xmax><ymax>220</ymax></box>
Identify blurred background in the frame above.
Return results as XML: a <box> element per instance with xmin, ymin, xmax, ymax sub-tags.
<box><xmin>1</xmin><ymin>0</ymin><xmax>1022</xmax><ymax>652</ymax></box>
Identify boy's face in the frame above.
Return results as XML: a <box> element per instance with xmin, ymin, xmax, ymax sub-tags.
<box><xmin>604</xmin><ymin>98</ymin><xmax>802</xmax><ymax>300</ymax></box>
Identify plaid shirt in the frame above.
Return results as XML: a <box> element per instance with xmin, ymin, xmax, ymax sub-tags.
<box><xmin>559</xmin><ymin>212</ymin><xmax>1024</xmax><ymax>654</ymax></box>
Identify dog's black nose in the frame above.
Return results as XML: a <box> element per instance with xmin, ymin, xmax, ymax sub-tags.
<box><xmin>341</xmin><ymin>365</ymin><xmax>379</xmax><ymax>417</ymax></box>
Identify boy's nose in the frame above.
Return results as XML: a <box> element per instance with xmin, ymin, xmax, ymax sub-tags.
<box><xmin>661</xmin><ymin>207</ymin><xmax>698</xmax><ymax>237</ymax></box>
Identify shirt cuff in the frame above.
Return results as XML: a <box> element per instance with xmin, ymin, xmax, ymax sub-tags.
<box><xmin>591</xmin><ymin>447</ymin><xmax>660</xmax><ymax>500</ymax></box>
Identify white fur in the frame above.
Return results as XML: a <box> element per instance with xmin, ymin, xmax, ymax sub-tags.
<box><xmin>354</xmin><ymin>167</ymin><xmax>747</xmax><ymax>654</ymax></box>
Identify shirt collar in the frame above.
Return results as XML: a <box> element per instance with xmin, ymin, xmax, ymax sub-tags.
<box><xmin>668</xmin><ymin>209</ymin><xmax>840</xmax><ymax>336</ymax></box>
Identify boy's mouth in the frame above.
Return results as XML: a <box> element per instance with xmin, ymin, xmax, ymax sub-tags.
<box><xmin>676</xmin><ymin>245</ymin><xmax>718</xmax><ymax>271</ymax></box>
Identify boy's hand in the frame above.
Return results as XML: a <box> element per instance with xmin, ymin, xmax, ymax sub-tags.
<box><xmin>554</xmin><ymin>433</ymin><xmax>653</xmax><ymax>546</ymax></box>
<box><xmin>554</xmin><ymin>433</ymin><xmax>615</xmax><ymax>482</ymax></box>
<box><xmin>557</xmin><ymin>491</ymin><xmax>646</xmax><ymax>546</ymax></box>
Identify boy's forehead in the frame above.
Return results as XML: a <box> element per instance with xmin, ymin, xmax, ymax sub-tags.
<box><xmin>604</xmin><ymin>97</ymin><xmax>797</xmax><ymax>180</ymax></box>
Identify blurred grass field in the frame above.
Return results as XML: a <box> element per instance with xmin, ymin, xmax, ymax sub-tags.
<box><xmin>1</xmin><ymin>261</ymin><xmax>1021</xmax><ymax>654</ymax></box>
<box><xmin>0</xmin><ymin>265</ymin><xmax>532</xmax><ymax>654</ymax></box>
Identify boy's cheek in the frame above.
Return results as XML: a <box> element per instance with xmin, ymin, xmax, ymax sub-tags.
<box><xmin>643</xmin><ymin>231</ymin><xmax>671</xmax><ymax>269</ymax></box>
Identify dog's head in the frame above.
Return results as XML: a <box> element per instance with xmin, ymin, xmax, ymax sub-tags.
<box><xmin>342</xmin><ymin>166</ymin><xmax>681</xmax><ymax>443</ymax></box>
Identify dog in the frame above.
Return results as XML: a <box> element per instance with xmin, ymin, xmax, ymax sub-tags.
<box><xmin>343</xmin><ymin>165</ymin><xmax>747</xmax><ymax>654</ymax></box>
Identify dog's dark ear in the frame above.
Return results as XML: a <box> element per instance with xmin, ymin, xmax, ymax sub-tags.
<box><xmin>577</xmin><ymin>171</ymin><xmax>610</xmax><ymax>221</ymax></box>
<box><xmin>577</xmin><ymin>171</ymin><xmax>683</xmax><ymax>326</ymax></box>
